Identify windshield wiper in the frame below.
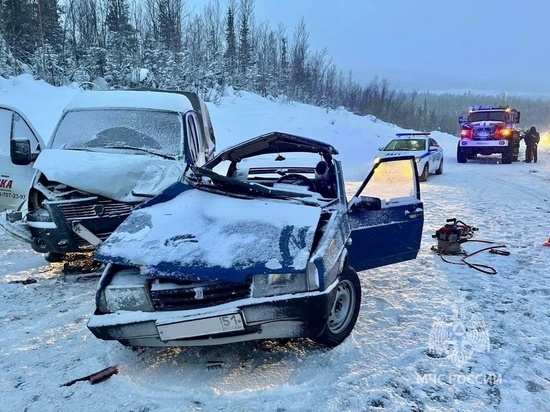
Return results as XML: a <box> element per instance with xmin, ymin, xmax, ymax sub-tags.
<box><xmin>103</xmin><ymin>145</ymin><xmax>176</xmax><ymax>160</ymax></box>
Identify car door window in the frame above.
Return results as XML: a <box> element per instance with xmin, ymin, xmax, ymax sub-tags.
<box><xmin>357</xmin><ymin>158</ymin><xmax>418</xmax><ymax>206</ymax></box>
<box><xmin>347</xmin><ymin>156</ymin><xmax>423</xmax><ymax>271</ymax></box>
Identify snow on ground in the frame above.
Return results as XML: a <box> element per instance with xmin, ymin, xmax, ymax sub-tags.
<box><xmin>1</xmin><ymin>76</ymin><xmax>549</xmax><ymax>411</ymax></box>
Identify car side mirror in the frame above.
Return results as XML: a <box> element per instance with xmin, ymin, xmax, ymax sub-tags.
<box><xmin>10</xmin><ymin>138</ymin><xmax>36</xmax><ymax>166</ymax></box>
<box><xmin>429</xmin><ymin>146</ymin><xmax>438</xmax><ymax>152</ymax></box>
<box><xmin>349</xmin><ymin>196</ymin><xmax>382</xmax><ymax>212</ymax></box>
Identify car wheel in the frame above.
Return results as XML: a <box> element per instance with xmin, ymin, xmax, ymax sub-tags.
<box><xmin>419</xmin><ymin>164</ymin><xmax>429</xmax><ymax>182</ymax></box>
<box><xmin>44</xmin><ymin>252</ymin><xmax>65</xmax><ymax>263</ymax></box>
<box><xmin>315</xmin><ymin>266</ymin><xmax>361</xmax><ymax>347</ymax></box>
<box><xmin>435</xmin><ymin>158</ymin><xmax>444</xmax><ymax>175</ymax></box>
<box><xmin>457</xmin><ymin>146</ymin><xmax>467</xmax><ymax>163</ymax></box>
<box><xmin>502</xmin><ymin>149</ymin><xmax>513</xmax><ymax>164</ymax></box>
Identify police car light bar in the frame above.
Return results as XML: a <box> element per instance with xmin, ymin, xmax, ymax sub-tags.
<box><xmin>396</xmin><ymin>132</ymin><xmax>431</xmax><ymax>137</ymax></box>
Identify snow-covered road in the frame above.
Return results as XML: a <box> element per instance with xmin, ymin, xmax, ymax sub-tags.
<box><xmin>1</xmin><ymin>76</ymin><xmax>548</xmax><ymax>411</ymax></box>
<box><xmin>2</xmin><ymin>152</ymin><xmax>549</xmax><ymax>412</ymax></box>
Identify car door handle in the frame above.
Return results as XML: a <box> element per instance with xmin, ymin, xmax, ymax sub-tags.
<box><xmin>405</xmin><ymin>208</ymin><xmax>423</xmax><ymax>216</ymax></box>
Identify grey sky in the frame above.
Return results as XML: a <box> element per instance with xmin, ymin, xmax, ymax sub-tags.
<box><xmin>250</xmin><ymin>0</ymin><xmax>550</xmax><ymax>95</ymax></box>
<box><xmin>187</xmin><ymin>0</ymin><xmax>549</xmax><ymax>95</ymax></box>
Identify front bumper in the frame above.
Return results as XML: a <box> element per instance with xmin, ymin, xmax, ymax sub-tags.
<box><xmin>0</xmin><ymin>211</ymin><xmax>33</xmax><ymax>244</ymax></box>
<box><xmin>87</xmin><ymin>285</ymin><xmax>337</xmax><ymax>347</ymax></box>
<box><xmin>26</xmin><ymin>197</ymin><xmax>134</xmax><ymax>254</ymax></box>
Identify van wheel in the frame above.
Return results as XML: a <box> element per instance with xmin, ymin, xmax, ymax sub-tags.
<box><xmin>315</xmin><ymin>266</ymin><xmax>361</xmax><ymax>347</ymax></box>
<box><xmin>419</xmin><ymin>164</ymin><xmax>429</xmax><ymax>182</ymax></box>
<box><xmin>44</xmin><ymin>252</ymin><xmax>65</xmax><ymax>263</ymax></box>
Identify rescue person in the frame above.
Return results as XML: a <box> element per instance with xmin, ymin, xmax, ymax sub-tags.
<box><xmin>523</xmin><ymin>126</ymin><xmax>540</xmax><ymax>163</ymax></box>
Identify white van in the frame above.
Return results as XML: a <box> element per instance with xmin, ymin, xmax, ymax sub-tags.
<box><xmin>1</xmin><ymin>89</ymin><xmax>216</xmax><ymax>262</ymax></box>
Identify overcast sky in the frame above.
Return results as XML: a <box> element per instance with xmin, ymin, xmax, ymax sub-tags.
<box><xmin>188</xmin><ymin>0</ymin><xmax>549</xmax><ymax>96</ymax></box>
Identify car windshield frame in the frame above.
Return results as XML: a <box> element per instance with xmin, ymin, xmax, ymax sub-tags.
<box><xmin>187</xmin><ymin>165</ymin><xmax>323</xmax><ymax>201</ymax></box>
<box><xmin>49</xmin><ymin>108</ymin><xmax>185</xmax><ymax>157</ymax></box>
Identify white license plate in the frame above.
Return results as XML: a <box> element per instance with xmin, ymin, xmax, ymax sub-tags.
<box><xmin>157</xmin><ymin>313</ymin><xmax>244</xmax><ymax>341</ymax></box>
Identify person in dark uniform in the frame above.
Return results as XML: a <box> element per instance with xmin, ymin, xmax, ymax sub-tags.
<box><xmin>523</xmin><ymin>126</ymin><xmax>540</xmax><ymax>163</ymax></box>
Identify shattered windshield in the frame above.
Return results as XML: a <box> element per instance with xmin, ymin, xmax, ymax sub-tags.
<box><xmin>50</xmin><ymin>109</ymin><xmax>183</xmax><ymax>157</ymax></box>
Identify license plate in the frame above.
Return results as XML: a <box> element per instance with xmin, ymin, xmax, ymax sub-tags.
<box><xmin>157</xmin><ymin>313</ymin><xmax>244</xmax><ymax>341</ymax></box>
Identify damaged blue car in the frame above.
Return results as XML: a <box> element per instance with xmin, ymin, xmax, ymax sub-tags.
<box><xmin>87</xmin><ymin>132</ymin><xmax>424</xmax><ymax>348</ymax></box>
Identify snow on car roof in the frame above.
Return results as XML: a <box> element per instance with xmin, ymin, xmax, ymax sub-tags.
<box><xmin>64</xmin><ymin>90</ymin><xmax>194</xmax><ymax>112</ymax></box>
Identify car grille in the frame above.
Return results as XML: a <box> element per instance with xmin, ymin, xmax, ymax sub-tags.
<box><xmin>57</xmin><ymin>199</ymin><xmax>134</xmax><ymax>220</ymax></box>
<box><xmin>473</xmin><ymin>125</ymin><xmax>495</xmax><ymax>139</ymax></box>
<box><xmin>44</xmin><ymin>198</ymin><xmax>134</xmax><ymax>249</ymax></box>
<box><xmin>150</xmin><ymin>279</ymin><xmax>252</xmax><ymax>311</ymax></box>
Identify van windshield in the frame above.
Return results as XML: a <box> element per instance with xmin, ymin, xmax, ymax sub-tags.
<box><xmin>50</xmin><ymin>109</ymin><xmax>183</xmax><ymax>157</ymax></box>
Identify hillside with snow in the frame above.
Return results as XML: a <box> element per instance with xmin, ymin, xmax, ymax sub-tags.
<box><xmin>0</xmin><ymin>76</ymin><xmax>548</xmax><ymax>412</ymax></box>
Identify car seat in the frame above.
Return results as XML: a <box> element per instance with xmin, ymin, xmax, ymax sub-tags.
<box><xmin>315</xmin><ymin>160</ymin><xmax>336</xmax><ymax>198</ymax></box>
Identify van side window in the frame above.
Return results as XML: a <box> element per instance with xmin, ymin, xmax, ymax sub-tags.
<box><xmin>13</xmin><ymin>113</ymin><xmax>40</xmax><ymax>152</ymax></box>
<box><xmin>186</xmin><ymin>112</ymin><xmax>205</xmax><ymax>165</ymax></box>
<box><xmin>0</xmin><ymin>108</ymin><xmax>12</xmax><ymax>155</ymax></box>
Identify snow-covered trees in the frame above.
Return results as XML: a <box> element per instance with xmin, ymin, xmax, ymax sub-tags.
<box><xmin>1</xmin><ymin>0</ymin><xmax>547</xmax><ymax>133</ymax></box>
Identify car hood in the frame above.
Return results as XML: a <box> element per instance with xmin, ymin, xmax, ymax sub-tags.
<box><xmin>34</xmin><ymin>149</ymin><xmax>185</xmax><ymax>202</ymax></box>
<box><xmin>96</xmin><ymin>183</ymin><xmax>322</xmax><ymax>283</ymax></box>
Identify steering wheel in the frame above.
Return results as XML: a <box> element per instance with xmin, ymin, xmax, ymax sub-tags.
<box><xmin>275</xmin><ymin>174</ymin><xmax>316</xmax><ymax>192</ymax></box>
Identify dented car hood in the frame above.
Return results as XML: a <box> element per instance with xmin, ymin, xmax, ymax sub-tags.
<box><xmin>34</xmin><ymin>149</ymin><xmax>185</xmax><ymax>202</ymax></box>
<box><xmin>96</xmin><ymin>183</ymin><xmax>322</xmax><ymax>283</ymax></box>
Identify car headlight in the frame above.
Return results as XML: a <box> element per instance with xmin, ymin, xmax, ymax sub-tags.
<box><xmin>99</xmin><ymin>284</ymin><xmax>154</xmax><ymax>313</ymax></box>
<box><xmin>415</xmin><ymin>157</ymin><xmax>421</xmax><ymax>163</ymax></box>
<box><xmin>252</xmin><ymin>273</ymin><xmax>307</xmax><ymax>297</ymax></box>
<box><xmin>98</xmin><ymin>267</ymin><xmax>154</xmax><ymax>313</ymax></box>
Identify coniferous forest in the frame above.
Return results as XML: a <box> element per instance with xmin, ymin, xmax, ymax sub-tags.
<box><xmin>1</xmin><ymin>0</ymin><xmax>549</xmax><ymax>135</ymax></box>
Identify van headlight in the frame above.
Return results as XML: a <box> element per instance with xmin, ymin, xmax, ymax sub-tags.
<box><xmin>252</xmin><ymin>273</ymin><xmax>307</xmax><ymax>297</ymax></box>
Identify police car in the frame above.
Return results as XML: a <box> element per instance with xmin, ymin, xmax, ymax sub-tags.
<box><xmin>376</xmin><ymin>132</ymin><xmax>444</xmax><ymax>182</ymax></box>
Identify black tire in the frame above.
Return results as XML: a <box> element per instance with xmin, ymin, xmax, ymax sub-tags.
<box><xmin>315</xmin><ymin>266</ymin><xmax>361</xmax><ymax>347</ymax></box>
<box><xmin>419</xmin><ymin>164</ymin><xmax>429</xmax><ymax>182</ymax></box>
<box><xmin>502</xmin><ymin>148</ymin><xmax>512</xmax><ymax>164</ymax></box>
<box><xmin>457</xmin><ymin>145</ymin><xmax>467</xmax><ymax>163</ymax></box>
<box><xmin>435</xmin><ymin>158</ymin><xmax>444</xmax><ymax>175</ymax></box>
<box><xmin>44</xmin><ymin>252</ymin><xmax>65</xmax><ymax>263</ymax></box>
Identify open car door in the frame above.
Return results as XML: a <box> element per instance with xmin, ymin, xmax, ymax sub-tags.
<box><xmin>347</xmin><ymin>156</ymin><xmax>423</xmax><ymax>272</ymax></box>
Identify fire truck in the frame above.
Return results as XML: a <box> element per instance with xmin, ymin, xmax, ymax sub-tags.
<box><xmin>457</xmin><ymin>106</ymin><xmax>521</xmax><ymax>164</ymax></box>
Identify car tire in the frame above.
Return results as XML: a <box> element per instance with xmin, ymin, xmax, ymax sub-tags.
<box><xmin>315</xmin><ymin>265</ymin><xmax>361</xmax><ymax>347</ymax></box>
<box><xmin>419</xmin><ymin>164</ymin><xmax>429</xmax><ymax>182</ymax></box>
<box><xmin>502</xmin><ymin>148</ymin><xmax>513</xmax><ymax>164</ymax></box>
<box><xmin>435</xmin><ymin>158</ymin><xmax>444</xmax><ymax>175</ymax></box>
<box><xmin>44</xmin><ymin>252</ymin><xmax>65</xmax><ymax>263</ymax></box>
<box><xmin>457</xmin><ymin>146</ymin><xmax>467</xmax><ymax>163</ymax></box>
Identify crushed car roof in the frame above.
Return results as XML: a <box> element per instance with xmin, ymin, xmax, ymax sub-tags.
<box><xmin>207</xmin><ymin>131</ymin><xmax>339</xmax><ymax>165</ymax></box>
